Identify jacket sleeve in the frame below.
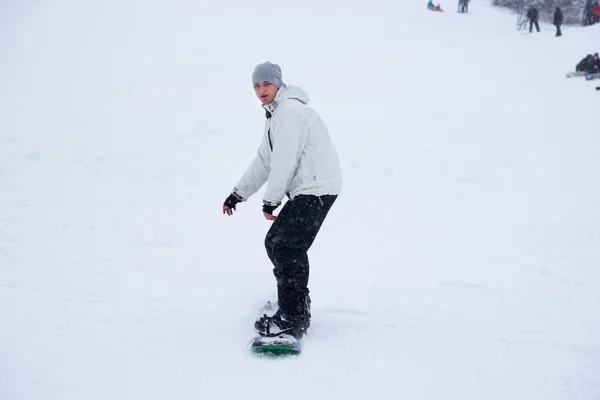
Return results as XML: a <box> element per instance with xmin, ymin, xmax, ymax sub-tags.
<box><xmin>232</xmin><ymin>133</ymin><xmax>271</xmax><ymax>201</ymax></box>
<box><xmin>263</xmin><ymin>108</ymin><xmax>309</xmax><ymax>206</ymax></box>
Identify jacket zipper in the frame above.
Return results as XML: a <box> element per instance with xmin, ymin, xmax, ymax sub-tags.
<box><xmin>266</xmin><ymin>109</ymin><xmax>274</xmax><ymax>152</ymax></box>
<box><xmin>267</xmin><ymin>128</ymin><xmax>273</xmax><ymax>152</ymax></box>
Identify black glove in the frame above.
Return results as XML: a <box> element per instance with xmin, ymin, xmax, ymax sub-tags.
<box><xmin>224</xmin><ymin>193</ymin><xmax>242</xmax><ymax>210</ymax></box>
<box><xmin>262</xmin><ymin>202</ymin><xmax>279</xmax><ymax>215</ymax></box>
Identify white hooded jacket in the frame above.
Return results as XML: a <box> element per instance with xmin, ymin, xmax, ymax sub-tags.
<box><xmin>233</xmin><ymin>85</ymin><xmax>343</xmax><ymax>206</ymax></box>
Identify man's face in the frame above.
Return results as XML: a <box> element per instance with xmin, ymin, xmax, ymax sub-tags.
<box><xmin>254</xmin><ymin>81</ymin><xmax>278</xmax><ymax>105</ymax></box>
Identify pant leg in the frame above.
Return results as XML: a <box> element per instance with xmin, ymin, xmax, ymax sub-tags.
<box><xmin>535</xmin><ymin>21</ymin><xmax>540</xmax><ymax>32</ymax></box>
<box><xmin>266</xmin><ymin>194</ymin><xmax>337</xmax><ymax>322</ymax></box>
<box><xmin>265</xmin><ymin>200</ymin><xmax>294</xmax><ymax>264</ymax></box>
<box><xmin>529</xmin><ymin>20</ymin><xmax>533</xmax><ymax>32</ymax></box>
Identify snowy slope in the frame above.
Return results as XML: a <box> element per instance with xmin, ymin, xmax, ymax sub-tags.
<box><xmin>1</xmin><ymin>1</ymin><xmax>599</xmax><ymax>399</ymax></box>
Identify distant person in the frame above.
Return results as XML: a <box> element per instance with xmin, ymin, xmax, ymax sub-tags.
<box><xmin>553</xmin><ymin>7</ymin><xmax>563</xmax><ymax>36</ymax></box>
<box><xmin>527</xmin><ymin>6</ymin><xmax>540</xmax><ymax>32</ymax></box>
<box><xmin>594</xmin><ymin>1</ymin><xmax>600</xmax><ymax>24</ymax></box>
<box><xmin>458</xmin><ymin>0</ymin><xmax>469</xmax><ymax>13</ymax></box>
<box><xmin>576</xmin><ymin>54</ymin><xmax>595</xmax><ymax>73</ymax></box>
<box><xmin>428</xmin><ymin>0</ymin><xmax>443</xmax><ymax>11</ymax></box>
<box><xmin>592</xmin><ymin>53</ymin><xmax>600</xmax><ymax>73</ymax></box>
<box><xmin>584</xmin><ymin>0</ymin><xmax>594</xmax><ymax>25</ymax></box>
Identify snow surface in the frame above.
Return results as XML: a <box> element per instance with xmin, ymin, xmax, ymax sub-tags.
<box><xmin>1</xmin><ymin>1</ymin><xmax>599</xmax><ymax>399</ymax></box>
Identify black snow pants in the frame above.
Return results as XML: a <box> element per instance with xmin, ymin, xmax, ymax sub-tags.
<box><xmin>555</xmin><ymin>24</ymin><xmax>562</xmax><ymax>36</ymax></box>
<box><xmin>264</xmin><ymin>194</ymin><xmax>337</xmax><ymax>324</ymax></box>
<box><xmin>530</xmin><ymin>20</ymin><xmax>540</xmax><ymax>32</ymax></box>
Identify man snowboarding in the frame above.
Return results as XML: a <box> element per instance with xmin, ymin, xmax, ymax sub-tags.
<box><xmin>222</xmin><ymin>61</ymin><xmax>343</xmax><ymax>340</ymax></box>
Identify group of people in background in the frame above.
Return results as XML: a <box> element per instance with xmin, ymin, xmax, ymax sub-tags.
<box><xmin>430</xmin><ymin>1</ymin><xmax>599</xmax><ymax>33</ymax></box>
<box><xmin>525</xmin><ymin>6</ymin><xmax>563</xmax><ymax>36</ymax></box>
<box><xmin>426</xmin><ymin>0</ymin><xmax>470</xmax><ymax>12</ymax></box>
<box><xmin>518</xmin><ymin>2</ymin><xmax>600</xmax><ymax>36</ymax></box>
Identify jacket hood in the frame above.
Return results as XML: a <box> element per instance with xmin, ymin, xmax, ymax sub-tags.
<box><xmin>264</xmin><ymin>85</ymin><xmax>310</xmax><ymax>114</ymax></box>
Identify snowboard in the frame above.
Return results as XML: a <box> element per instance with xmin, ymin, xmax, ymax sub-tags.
<box><xmin>585</xmin><ymin>73</ymin><xmax>600</xmax><ymax>81</ymax></box>
<box><xmin>565</xmin><ymin>71</ymin><xmax>588</xmax><ymax>78</ymax></box>
<box><xmin>251</xmin><ymin>333</ymin><xmax>301</xmax><ymax>356</ymax></box>
<box><xmin>250</xmin><ymin>300</ymin><xmax>302</xmax><ymax>357</ymax></box>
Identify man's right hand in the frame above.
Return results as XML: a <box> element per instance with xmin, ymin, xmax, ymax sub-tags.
<box><xmin>223</xmin><ymin>194</ymin><xmax>241</xmax><ymax>216</ymax></box>
<box><xmin>223</xmin><ymin>205</ymin><xmax>235</xmax><ymax>216</ymax></box>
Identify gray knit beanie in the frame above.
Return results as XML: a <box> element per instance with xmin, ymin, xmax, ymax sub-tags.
<box><xmin>252</xmin><ymin>61</ymin><xmax>284</xmax><ymax>88</ymax></box>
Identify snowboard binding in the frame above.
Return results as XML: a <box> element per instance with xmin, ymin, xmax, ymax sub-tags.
<box><xmin>255</xmin><ymin>313</ymin><xmax>296</xmax><ymax>338</ymax></box>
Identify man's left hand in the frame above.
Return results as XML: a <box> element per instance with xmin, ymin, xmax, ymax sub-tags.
<box><xmin>262</xmin><ymin>203</ymin><xmax>278</xmax><ymax>220</ymax></box>
<box><xmin>263</xmin><ymin>212</ymin><xmax>277</xmax><ymax>221</ymax></box>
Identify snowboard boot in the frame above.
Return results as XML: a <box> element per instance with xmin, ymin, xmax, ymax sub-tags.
<box><xmin>254</xmin><ymin>309</ymin><xmax>309</xmax><ymax>340</ymax></box>
<box><xmin>254</xmin><ymin>295</ymin><xmax>311</xmax><ymax>340</ymax></box>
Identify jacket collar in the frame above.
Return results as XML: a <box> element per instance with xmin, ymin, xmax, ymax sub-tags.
<box><xmin>261</xmin><ymin>85</ymin><xmax>287</xmax><ymax>118</ymax></box>
<box><xmin>262</xmin><ymin>102</ymin><xmax>277</xmax><ymax>118</ymax></box>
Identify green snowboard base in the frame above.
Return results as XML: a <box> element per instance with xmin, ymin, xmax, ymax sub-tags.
<box><xmin>251</xmin><ymin>335</ymin><xmax>301</xmax><ymax>357</ymax></box>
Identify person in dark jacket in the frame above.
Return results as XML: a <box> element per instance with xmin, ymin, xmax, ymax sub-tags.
<box><xmin>592</xmin><ymin>53</ymin><xmax>600</xmax><ymax>73</ymax></box>
<box><xmin>527</xmin><ymin>6</ymin><xmax>540</xmax><ymax>32</ymax></box>
<box><xmin>553</xmin><ymin>7</ymin><xmax>563</xmax><ymax>36</ymax></box>
<box><xmin>576</xmin><ymin>54</ymin><xmax>595</xmax><ymax>73</ymax></box>
<box><xmin>584</xmin><ymin>0</ymin><xmax>594</xmax><ymax>25</ymax></box>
